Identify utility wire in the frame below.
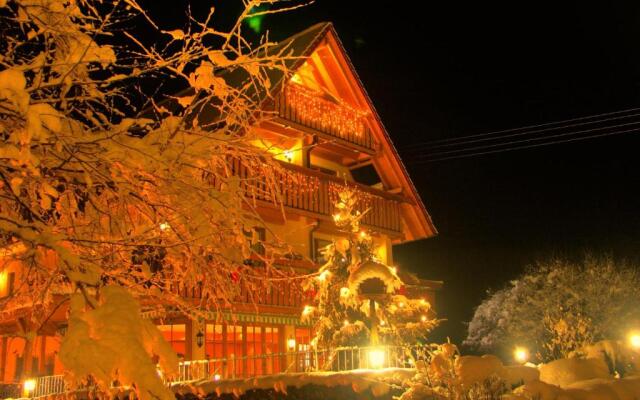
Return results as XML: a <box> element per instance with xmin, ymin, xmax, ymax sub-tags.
<box><xmin>399</xmin><ymin>107</ymin><xmax>640</xmax><ymax>152</ymax></box>
<box><xmin>410</xmin><ymin>119</ymin><xmax>640</xmax><ymax>160</ymax></box>
<box><xmin>406</xmin><ymin>126</ymin><xmax>640</xmax><ymax>164</ymax></box>
<box><xmin>403</xmin><ymin>111</ymin><xmax>640</xmax><ymax>152</ymax></box>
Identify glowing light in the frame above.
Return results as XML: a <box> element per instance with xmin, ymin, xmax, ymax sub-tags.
<box><xmin>287</xmin><ymin>337</ymin><xmax>296</xmax><ymax>351</ymax></box>
<box><xmin>629</xmin><ymin>332</ymin><xmax>640</xmax><ymax>350</ymax></box>
<box><xmin>421</xmin><ymin>315</ymin><xmax>428</xmax><ymax>322</ymax></box>
<box><xmin>343</xmin><ymin>320</ymin><xmax>349</xmax><ymax>326</ymax></box>
<box><xmin>283</xmin><ymin>150</ymin><xmax>294</xmax><ymax>163</ymax></box>
<box><xmin>398</xmin><ymin>302</ymin><xmax>404</xmax><ymax>308</ymax></box>
<box><xmin>513</xmin><ymin>346</ymin><xmax>529</xmax><ymax>364</ymax></box>
<box><xmin>420</xmin><ymin>298</ymin><xmax>427</xmax><ymax>305</ymax></box>
<box><xmin>389</xmin><ymin>266</ymin><xmax>397</xmax><ymax>274</ymax></box>
<box><xmin>340</xmin><ymin>287</ymin><xmax>350</xmax><ymax>297</ymax></box>
<box><xmin>316</xmin><ymin>270</ymin><xmax>330</xmax><ymax>282</ymax></box>
<box><xmin>213</xmin><ymin>374</ymin><xmax>221</xmax><ymax>381</ymax></box>
<box><xmin>159</xmin><ymin>222</ymin><xmax>171</xmax><ymax>231</ymax></box>
<box><xmin>23</xmin><ymin>379</ymin><xmax>36</xmax><ymax>395</ymax></box>
<box><xmin>285</xmin><ymin>83</ymin><xmax>368</xmax><ymax>139</ymax></box>
<box><xmin>359</xmin><ymin>231</ymin><xmax>368</xmax><ymax>239</ymax></box>
<box><xmin>302</xmin><ymin>305</ymin><xmax>314</xmax><ymax>316</ymax></box>
<box><xmin>333</xmin><ymin>213</ymin><xmax>341</xmax><ymax>222</ymax></box>
<box><xmin>368</xmin><ymin>349</ymin><xmax>385</xmax><ymax>369</ymax></box>
<box><xmin>379</xmin><ymin>320</ymin><xmax>386</xmax><ymax>326</ymax></box>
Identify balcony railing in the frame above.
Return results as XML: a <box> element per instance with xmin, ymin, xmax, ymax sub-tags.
<box><xmin>274</xmin><ymin>83</ymin><xmax>375</xmax><ymax>152</ymax></box>
<box><xmin>232</xmin><ymin>160</ymin><xmax>404</xmax><ymax>235</ymax></box>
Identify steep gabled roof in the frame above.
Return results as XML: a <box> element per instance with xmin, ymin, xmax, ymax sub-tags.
<box><xmin>268</xmin><ymin>22</ymin><xmax>437</xmax><ymax>242</ymax></box>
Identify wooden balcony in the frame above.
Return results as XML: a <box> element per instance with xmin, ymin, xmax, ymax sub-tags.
<box><xmin>273</xmin><ymin>83</ymin><xmax>376</xmax><ymax>153</ymax></box>
<box><xmin>231</xmin><ymin>160</ymin><xmax>404</xmax><ymax>235</ymax></box>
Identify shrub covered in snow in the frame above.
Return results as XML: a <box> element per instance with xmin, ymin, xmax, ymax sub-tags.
<box><xmin>465</xmin><ymin>256</ymin><xmax>640</xmax><ymax>362</ymax></box>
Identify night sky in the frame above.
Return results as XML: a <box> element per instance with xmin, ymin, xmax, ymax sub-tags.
<box><xmin>148</xmin><ymin>2</ymin><xmax>640</xmax><ymax>346</ymax></box>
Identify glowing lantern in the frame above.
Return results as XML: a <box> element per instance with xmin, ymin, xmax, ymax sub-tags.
<box><xmin>629</xmin><ymin>332</ymin><xmax>640</xmax><ymax>350</ymax></box>
<box><xmin>368</xmin><ymin>348</ymin><xmax>385</xmax><ymax>369</ymax></box>
<box><xmin>287</xmin><ymin>336</ymin><xmax>296</xmax><ymax>351</ymax></box>
<box><xmin>513</xmin><ymin>346</ymin><xmax>529</xmax><ymax>364</ymax></box>
<box><xmin>23</xmin><ymin>379</ymin><xmax>36</xmax><ymax>396</ymax></box>
<box><xmin>340</xmin><ymin>287</ymin><xmax>350</xmax><ymax>297</ymax></box>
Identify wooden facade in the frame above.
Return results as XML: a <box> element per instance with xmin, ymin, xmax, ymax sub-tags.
<box><xmin>0</xmin><ymin>22</ymin><xmax>439</xmax><ymax>386</ymax></box>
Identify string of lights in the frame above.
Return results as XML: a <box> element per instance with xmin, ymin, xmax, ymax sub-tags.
<box><xmin>285</xmin><ymin>83</ymin><xmax>369</xmax><ymax>139</ymax></box>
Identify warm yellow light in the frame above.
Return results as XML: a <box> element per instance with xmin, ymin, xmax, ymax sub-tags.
<box><xmin>343</xmin><ymin>320</ymin><xmax>349</xmax><ymax>326</ymax></box>
<box><xmin>513</xmin><ymin>346</ymin><xmax>529</xmax><ymax>364</ymax></box>
<box><xmin>23</xmin><ymin>379</ymin><xmax>36</xmax><ymax>394</ymax></box>
<box><xmin>283</xmin><ymin>150</ymin><xmax>294</xmax><ymax>163</ymax></box>
<box><xmin>213</xmin><ymin>374</ymin><xmax>221</xmax><ymax>381</ymax></box>
<box><xmin>629</xmin><ymin>332</ymin><xmax>640</xmax><ymax>349</ymax></box>
<box><xmin>302</xmin><ymin>305</ymin><xmax>314</xmax><ymax>316</ymax></box>
<box><xmin>398</xmin><ymin>302</ymin><xmax>404</xmax><ymax>308</ymax></box>
<box><xmin>389</xmin><ymin>266</ymin><xmax>397</xmax><ymax>274</ymax></box>
<box><xmin>368</xmin><ymin>349</ymin><xmax>385</xmax><ymax>368</ymax></box>
<box><xmin>420</xmin><ymin>315</ymin><xmax>427</xmax><ymax>322</ymax></box>
<box><xmin>340</xmin><ymin>287</ymin><xmax>350</xmax><ymax>297</ymax></box>
<box><xmin>159</xmin><ymin>222</ymin><xmax>170</xmax><ymax>231</ymax></box>
<box><xmin>316</xmin><ymin>270</ymin><xmax>330</xmax><ymax>282</ymax></box>
<box><xmin>333</xmin><ymin>214</ymin><xmax>341</xmax><ymax>222</ymax></box>
<box><xmin>287</xmin><ymin>337</ymin><xmax>296</xmax><ymax>351</ymax></box>
<box><xmin>379</xmin><ymin>320</ymin><xmax>385</xmax><ymax>326</ymax></box>
<box><xmin>420</xmin><ymin>298</ymin><xmax>427</xmax><ymax>305</ymax></box>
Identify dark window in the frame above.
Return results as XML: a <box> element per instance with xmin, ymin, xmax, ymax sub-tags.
<box><xmin>351</xmin><ymin>164</ymin><xmax>382</xmax><ymax>187</ymax></box>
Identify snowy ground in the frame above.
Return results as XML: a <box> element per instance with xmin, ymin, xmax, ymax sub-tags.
<box><xmin>171</xmin><ymin>368</ymin><xmax>415</xmax><ymax>398</ymax></box>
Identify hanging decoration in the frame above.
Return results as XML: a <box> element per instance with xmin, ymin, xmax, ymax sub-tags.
<box><xmin>285</xmin><ymin>83</ymin><xmax>369</xmax><ymax>139</ymax></box>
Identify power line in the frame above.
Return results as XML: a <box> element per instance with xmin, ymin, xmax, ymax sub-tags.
<box><xmin>399</xmin><ymin>106</ymin><xmax>640</xmax><ymax>152</ymax></box>
<box><xmin>410</xmin><ymin>119</ymin><xmax>640</xmax><ymax>160</ymax></box>
<box><xmin>406</xmin><ymin>126</ymin><xmax>640</xmax><ymax>164</ymax></box>
<box><xmin>403</xmin><ymin>111</ymin><xmax>640</xmax><ymax>152</ymax></box>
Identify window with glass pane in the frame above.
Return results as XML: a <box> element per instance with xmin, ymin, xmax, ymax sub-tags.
<box><xmin>205</xmin><ymin>323</ymin><xmax>224</xmax><ymax>375</ymax></box>
<box><xmin>226</xmin><ymin>325</ymin><xmax>243</xmax><ymax>376</ymax></box>
<box><xmin>264</xmin><ymin>327</ymin><xmax>280</xmax><ymax>373</ymax></box>
<box><xmin>157</xmin><ymin>324</ymin><xmax>186</xmax><ymax>358</ymax></box>
<box><xmin>246</xmin><ymin>326</ymin><xmax>263</xmax><ymax>375</ymax></box>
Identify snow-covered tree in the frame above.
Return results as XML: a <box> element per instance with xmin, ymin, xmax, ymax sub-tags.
<box><xmin>465</xmin><ymin>256</ymin><xmax>640</xmax><ymax>362</ymax></box>
<box><xmin>302</xmin><ymin>188</ymin><xmax>438</xmax><ymax>348</ymax></box>
<box><xmin>0</xmin><ymin>0</ymin><xmax>305</xmax><ymax>397</ymax></box>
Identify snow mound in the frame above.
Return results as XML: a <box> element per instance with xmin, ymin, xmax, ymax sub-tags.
<box><xmin>173</xmin><ymin>368</ymin><xmax>415</xmax><ymax>398</ymax></box>
<box><xmin>511</xmin><ymin>376</ymin><xmax>640</xmax><ymax>400</ymax></box>
<box><xmin>539</xmin><ymin>357</ymin><xmax>610</xmax><ymax>387</ymax></box>
<box><xmin>455</xmin><ymin>354</ymin><xmax>506</xmax><ymax>387</ymax></box>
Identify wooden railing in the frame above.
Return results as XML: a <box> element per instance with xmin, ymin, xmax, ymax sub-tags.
<box><xmin>232</xmin><ymin>160</ymin><xmax>404</xmax><ymax>235</ymax></box>
<box><xmin>170</xmin><ymin>274</ymin><xmax>307</xmax><ymax>309</ymax></box>
<box><xmin>274</xmin><ymin>83</ymin><xmax>375</xmax><ymax>152</ymax></box>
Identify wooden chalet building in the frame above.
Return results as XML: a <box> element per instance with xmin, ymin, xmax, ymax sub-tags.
<box><xmin>0</xmin><ymin>22</ymin><xmax>439</xmax><ymax>385</ymax></box>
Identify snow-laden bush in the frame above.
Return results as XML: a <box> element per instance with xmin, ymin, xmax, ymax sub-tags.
<box><xmin>465</xmin><ymin>256</ymin><xmax>640</xmax><ymax>362</ymax></box>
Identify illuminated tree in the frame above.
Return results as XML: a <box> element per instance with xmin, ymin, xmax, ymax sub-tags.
<box><xmin>0</xmin><ymin>0</ymin><xmax>304</xmax><ymax>398</ymax></box>
<box><xmin>465</xmin><ymin>256</ymin><xmax>640</xmax><ymax>362</ymax></box>
<box><xmin>302</xmin><ymin>188</ymin><xmax>438</xmax><ymax>348</ymax></box>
